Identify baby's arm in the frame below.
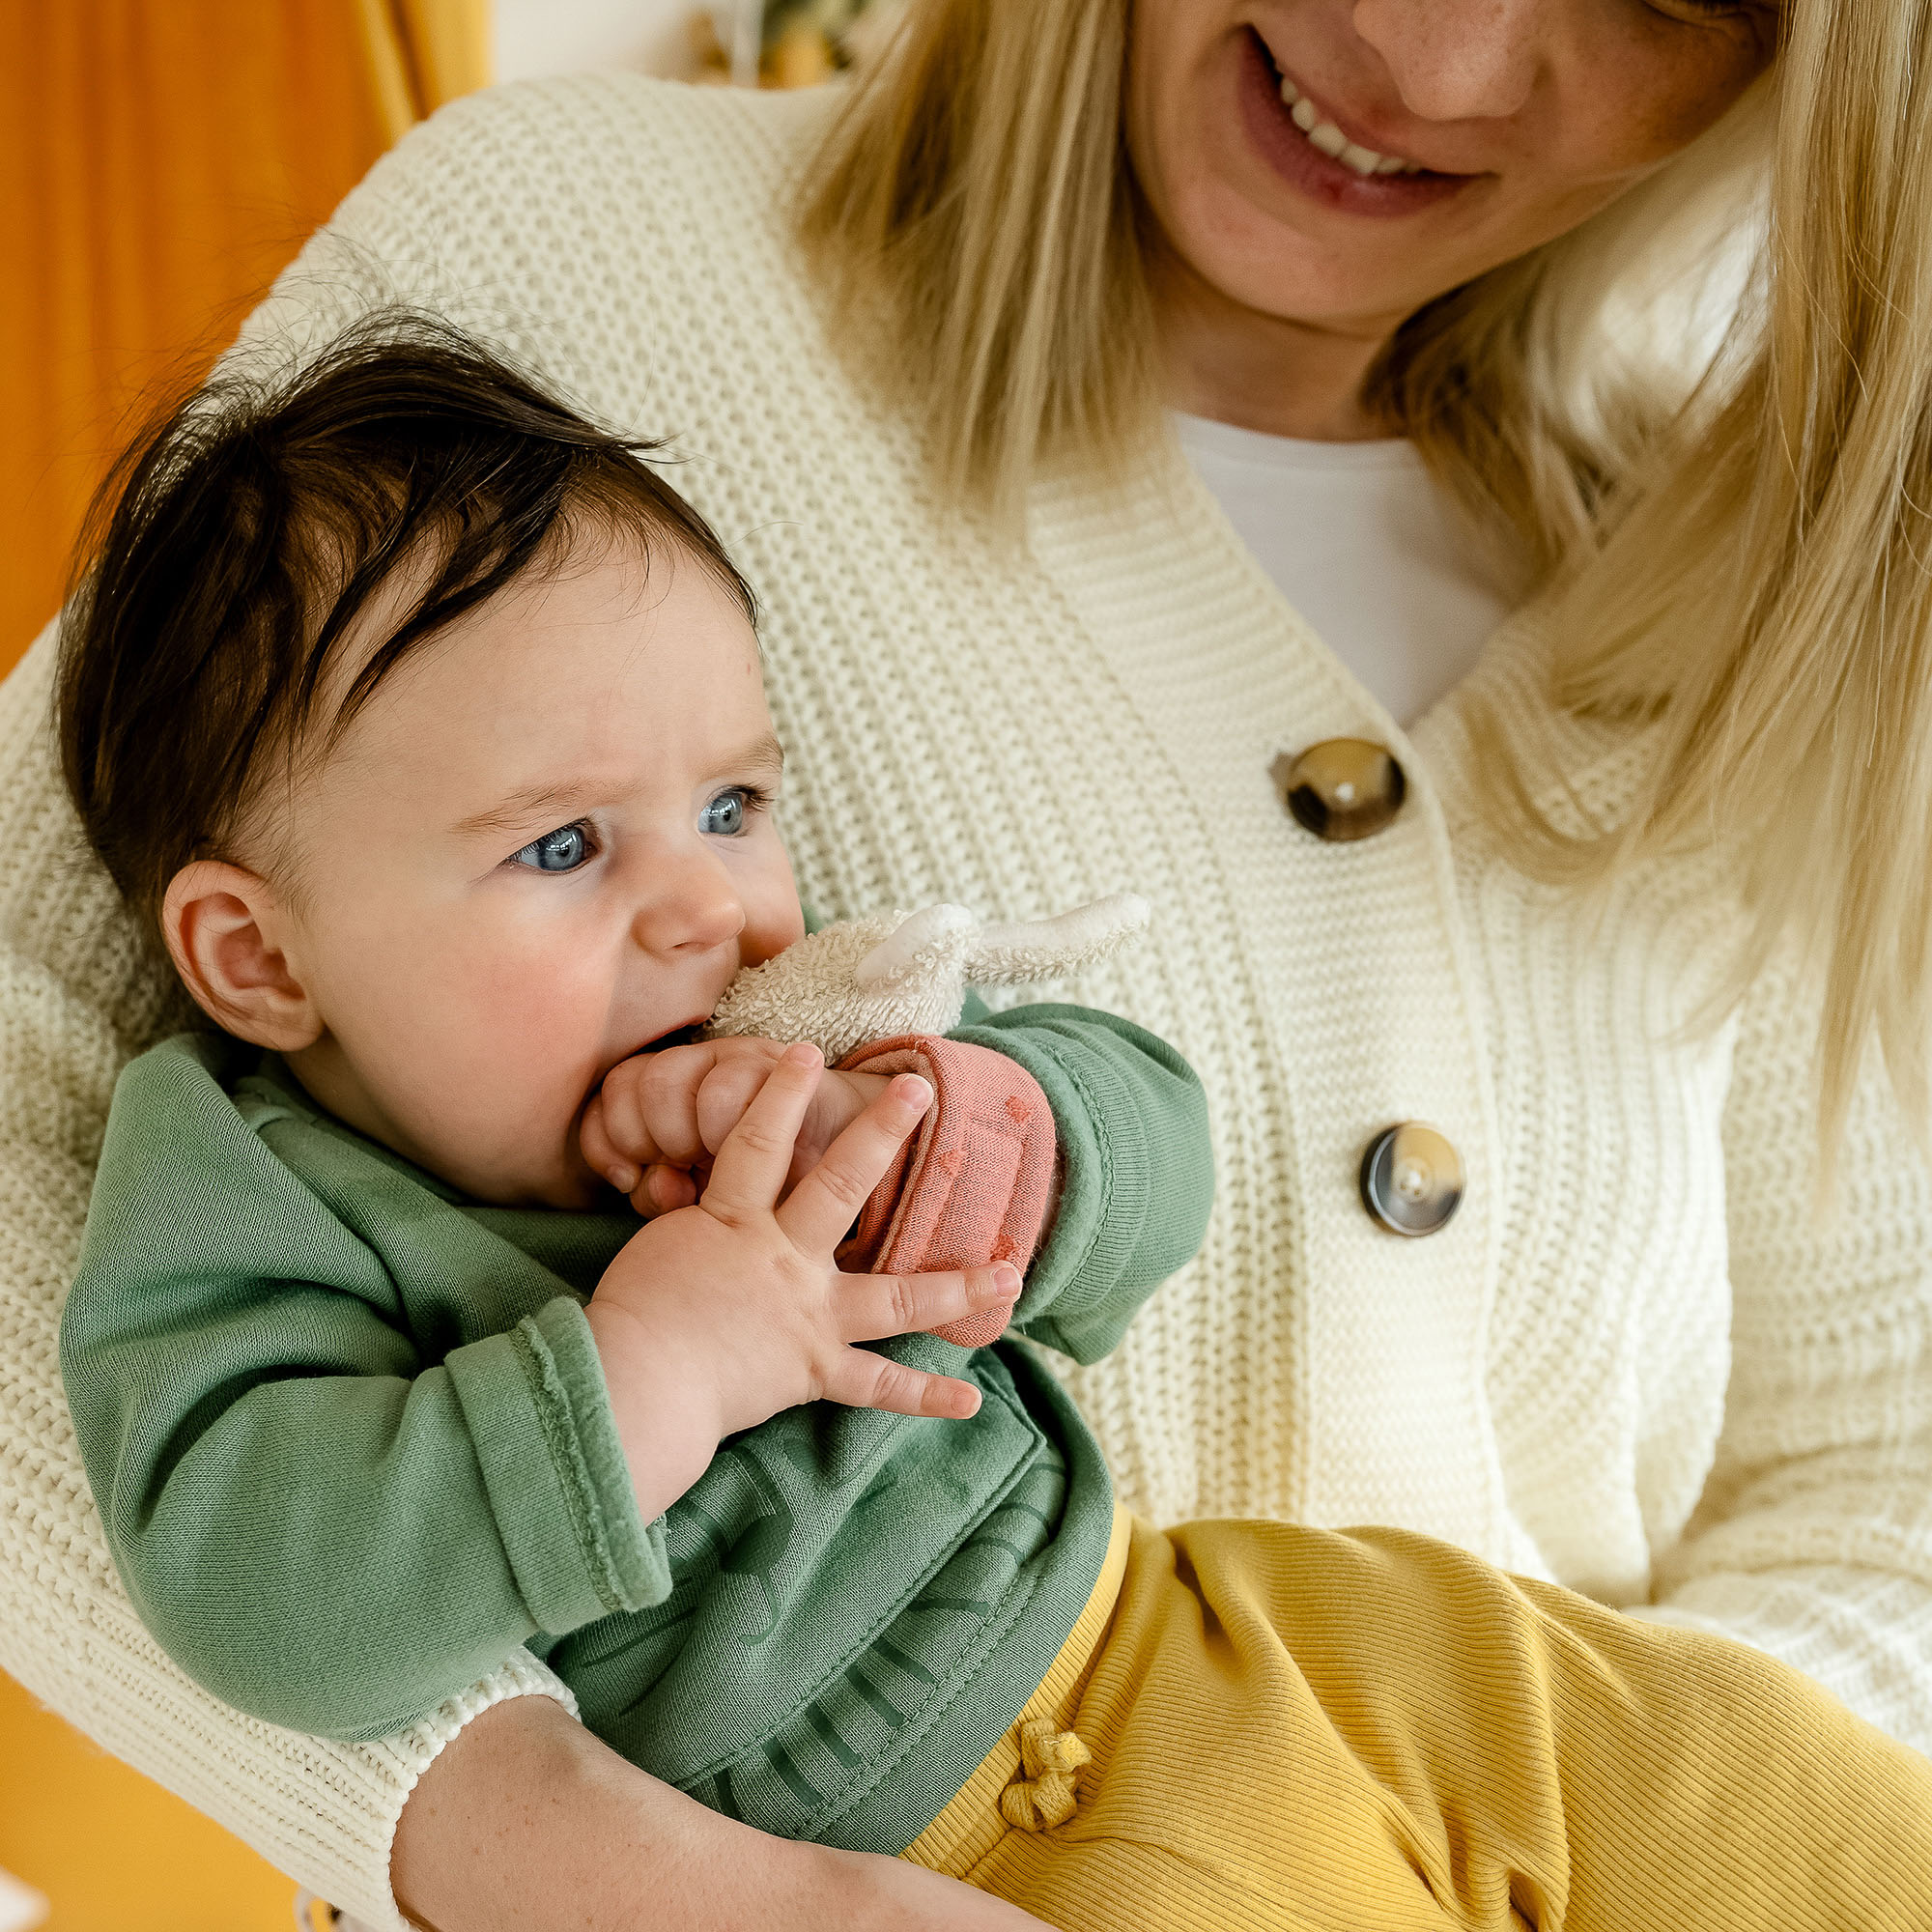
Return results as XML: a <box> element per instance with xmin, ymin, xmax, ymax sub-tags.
<box><xmin>587</xmin><ymin>1004</ymin><xmax>1213</xmax><ymax>1363</ymax></box>
<box><xmin>63</xmin><ymin>1039</ymin><xmax>618</xmax><ymax>1741</ymax></box>
<box><xmin>60</xmin><ymin>1038</ymin><xmax>1013</xmax><ymax>1742</ymax></box>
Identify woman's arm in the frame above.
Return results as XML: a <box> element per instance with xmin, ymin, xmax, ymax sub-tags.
<box><xmin>1636</xmin><ymin>945</ymin><xmax>1932</xmax><ymax>1750</ymax></box>
<box><xmin>393</xmin><ymin>1697</ymin><xmax>1048</xmax><ymax>1932</ymax></box>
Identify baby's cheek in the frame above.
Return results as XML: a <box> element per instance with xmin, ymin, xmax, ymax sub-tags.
<box><xmin>437</xmin><ymin>966</ymin><xmax>611</xmax><ymax>1171</ymax></box>
<box><xmin>738</xmin><ymin>856</ymin><xmax>806</xmax><ymax>968</ymax></box>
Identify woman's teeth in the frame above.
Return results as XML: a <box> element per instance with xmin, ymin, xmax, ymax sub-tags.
<box><xmin>1278</xmin><ymin>77</ymin><xmax>1422</xmax><ymax>178</ymax></box>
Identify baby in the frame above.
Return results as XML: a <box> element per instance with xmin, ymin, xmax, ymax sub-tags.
<box><xmin>57</xmin><ymin>326</ymin><xmax>1932</xmax><ymax>1932</ymax></box>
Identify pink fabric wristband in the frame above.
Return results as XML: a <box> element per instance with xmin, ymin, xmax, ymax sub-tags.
<box><xmin>836</xmin><ymin>1035</ymin><xmax>1057</xmax><ymax>1347</ymax></box>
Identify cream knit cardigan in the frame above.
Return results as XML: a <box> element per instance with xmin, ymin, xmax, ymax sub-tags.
<box><xmin>4</xmin><ymin>76</ymin><xmax>1930</xmax><ymax>1925</ymax></box>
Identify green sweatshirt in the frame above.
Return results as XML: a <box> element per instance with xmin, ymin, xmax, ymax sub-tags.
<box><xmin>61</xmin><ymin>1004</ymin><xmax>1211</xmax><ymax>1856</ymax></box>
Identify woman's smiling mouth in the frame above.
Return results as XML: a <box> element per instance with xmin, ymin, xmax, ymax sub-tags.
<box><xmin>1236</xmin><ymin>27</ymin><xmax>1481</xmax><ymax>213</ymax></box>
<box><xmin>1275</xmin><ymin>73</ymin><xmax>1423</xmax><ymax>176</ymax></box>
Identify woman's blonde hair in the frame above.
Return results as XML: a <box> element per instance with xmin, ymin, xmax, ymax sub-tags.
<box><xmin>800</xmin><ymin>0</ymin><xmax>1932</xmax><ymax>1159</ymax></box>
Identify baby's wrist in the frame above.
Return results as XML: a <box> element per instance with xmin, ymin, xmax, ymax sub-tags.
<box><xmin>582</xmin><ymin>1300</ymin><xmax>724</xmax><ymax>1521</ymax></box>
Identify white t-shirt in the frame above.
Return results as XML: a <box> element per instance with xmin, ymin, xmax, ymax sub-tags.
<box><xmin>1175</xmin><ymin>412</ymin><xmax>1508</xmax><ymax>726</ymax></box>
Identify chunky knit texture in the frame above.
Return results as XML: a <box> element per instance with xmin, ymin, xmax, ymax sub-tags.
<box><xmin>3</xmin><ymin>72</ymin><xmax>1930</xmax><ymax>1924</ymax></box>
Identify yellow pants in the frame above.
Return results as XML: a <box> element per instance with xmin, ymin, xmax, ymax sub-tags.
<box><xmin>903</xmin><ymin>1510</ymin><xmax>1932</xmax><ymax>1930</ymax></box>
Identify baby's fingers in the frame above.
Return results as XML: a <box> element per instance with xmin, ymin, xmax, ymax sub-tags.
<box><xmin>819</xmin><ymin>1347</ymin><xmax>983</xmax><ymax>1421</ymax></box>
<box><xmin>596</xmin><ymin>1049</ymin><xmax>704</xmax><ymax>1170</ymax></box>
<box><xmin>694</xmin><ymin>1053</ymin><xmax>785</xmax><ymax>1158</ymax></box>
<box><xmin>840</xmin><ymin>1262</ymin><xmax>1021</xmax><ymax>1347</ymax></box>
<box><xmin>581</xmin><ymin>1094</ymin><xmax>642</xmax><ymax>1195</ymax></box>
<box><xmin>778</xmin><ymin>1072</ymin><xmax>933</xmax><ymax>1252</ymax></box>
<box><xmin>632</xmin><ymin>1162</ymin><xmax>701</xmax><ymax>1219</ymax></box>
<box><xmin>701</xmin><ymin>1042</ymin><xmax>823</xmax><ymax>1220</ymax></box>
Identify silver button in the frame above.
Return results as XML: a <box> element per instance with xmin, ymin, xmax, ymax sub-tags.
<box><xmin>1271</xmin><ymin>740</ymin><xmax>1406</xmax><ymax>841</ymax></box>
<box><xmin>1359</xmin><ymin>1123</ymin><xmax>1463</xmax><ymax>1236</ymax></box>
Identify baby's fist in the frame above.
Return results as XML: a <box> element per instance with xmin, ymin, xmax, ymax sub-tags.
<box><xmin>583</xmin><ymin>1038</ymin><xmax>887</xmax><ymax>1215</ymax></box>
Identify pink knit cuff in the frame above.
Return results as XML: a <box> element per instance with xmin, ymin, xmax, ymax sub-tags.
<box><xmin>836</xmin><ymin>1036</ymin><xmax>1056</xmax><ymax>1347</ymax></box>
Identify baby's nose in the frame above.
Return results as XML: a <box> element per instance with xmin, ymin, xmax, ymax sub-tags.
<box><xmin>633</xmin><ymin>852</ymin><xmax>747</xmax><ymax>955</ymax></box>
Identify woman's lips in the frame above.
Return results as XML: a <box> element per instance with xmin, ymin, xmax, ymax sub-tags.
<box><xmin>1235</xmin><ymin>28</ymin><xmax>1477</xmax><ymax>216</ymax></box>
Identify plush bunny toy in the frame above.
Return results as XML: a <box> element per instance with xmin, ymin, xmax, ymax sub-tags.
<box><xmin>702</xmin><ymin>892</ymin><xmax>1151</xmax><ymax>1349</ymax></box>
<box><xmin>703</xmin><ymin>894</ymin><xmax>1153</xmax><ymax>1063</ymax></box>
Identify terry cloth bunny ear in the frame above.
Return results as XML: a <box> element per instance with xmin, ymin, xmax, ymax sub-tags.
<box><xmin>703</xmin><ymin>894</ymin><xmax>1152</xmax><ymax>1066</ymax></box>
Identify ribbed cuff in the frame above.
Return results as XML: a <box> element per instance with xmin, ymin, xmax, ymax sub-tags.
<box><xmin>353</xmin><ymin>1650</ymin><xmax>582</xmax><ymax>1932</ymax></box>
<box><xmin>445</xmin><ymin>1297</ymin><xmax>670</xmax><ymax>1634</ymax></box>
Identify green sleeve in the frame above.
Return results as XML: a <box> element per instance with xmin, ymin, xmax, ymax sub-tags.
<box><xmin>949</xmin><ymin>1002</ymin><xmax>1213</xmax><ymax>1364</ymax></box>
<box><xmin>59</xmin><ymin>1035</ymin><xmax>668</xmax><ymax>1742</ymax></box>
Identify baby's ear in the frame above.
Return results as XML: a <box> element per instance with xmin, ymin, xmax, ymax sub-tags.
<box><xmin>160</xmin><ymin>860</ymin><xmax>322</xmax><ymax>1051</ymax></box>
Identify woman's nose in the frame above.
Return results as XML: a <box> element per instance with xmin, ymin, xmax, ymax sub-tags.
<box><xmin>632</xmin><ymin>845</ymin><xmax>747</xmax><ymax>956</ymax></box>
<box><xmin>1350</xmin><ymin>0</ymin><xmax>1542</xmax><ymax>126</ymax></box>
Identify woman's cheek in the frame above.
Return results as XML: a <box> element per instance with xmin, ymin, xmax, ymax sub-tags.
<box><xmin>1574</xmin><ymin>15</ymin><xmax>1772</xmax><ymax>164</ymax></box>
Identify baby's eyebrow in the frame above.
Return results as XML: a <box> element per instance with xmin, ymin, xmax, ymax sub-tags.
<box><xmin>739</xmin><ymin>731</ymin><xmax>786</xmax><ymax>777</ymax></box>
<box><xmin>453</xmin><ymin>781</ymin><xmax>599</xmax><ymax>839</ymax></box>
<box><xmin>451</xmin><ymin>737</ymin><xmax>783</xmax><ymax>839</ymax></box>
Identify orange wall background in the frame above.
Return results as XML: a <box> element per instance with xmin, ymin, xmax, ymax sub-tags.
<box><xmin>0</xmin><ymin>0</ymin><xmax>487</xmax><ymax>682</ymax></box>
<box><xmin>0</xmin><ymin>9</ymin><xmax>484</xmax><ymax>1922</ymax></box>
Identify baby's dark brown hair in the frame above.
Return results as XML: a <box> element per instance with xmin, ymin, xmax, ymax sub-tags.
<box><xmin>58</xmin><ymin>315</ymin><xmax>758</xmax><ymax>927</ymax></box>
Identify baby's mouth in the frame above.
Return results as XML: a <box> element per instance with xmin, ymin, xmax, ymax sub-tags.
<box><xmin>643</xmin><ymin>1019</ymin><xmax>707</xmax><ymax>1053</ymax></box>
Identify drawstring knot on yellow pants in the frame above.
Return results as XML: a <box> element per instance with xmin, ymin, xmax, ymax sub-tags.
<box><xmin>1000</xmin><ymin>1720</ymin><xmax>1092</xmax><ymax>1831</ymax></box>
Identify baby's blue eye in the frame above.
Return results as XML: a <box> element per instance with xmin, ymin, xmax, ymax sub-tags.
<box><xmin>698</xmin><ymin>789</ymin><xmax>748</xmax><ymax>837</ymax></box>
<box><xmin>513</xmin><ymin>823</ymin><xmax>591</xmax><ymax>872</ymax></box>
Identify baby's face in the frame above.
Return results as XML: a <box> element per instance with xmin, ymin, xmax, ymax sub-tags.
<box><xmin>269</xmin><ymin>537</ymin><xmax>804</xmax><ymax>1207</ymax></box>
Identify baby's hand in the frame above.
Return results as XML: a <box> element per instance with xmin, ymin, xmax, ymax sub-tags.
<box><xmin>583</xmin><ymin>1037</ymin><xmax>887</xmax><ymax>1216</ymax></box>
<box><xmin>583</xmin><ymin>1045</ymin><xmax>1020</xmax><ymax>1520</ymax></box>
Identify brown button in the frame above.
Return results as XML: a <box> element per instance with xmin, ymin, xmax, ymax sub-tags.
<box><xmin>1359</xmin><ymin>1123</ymin><xmax>1463</xmax><ymax>1237</ymax></box>
<box><xmin>1271</xmin><ymin>740</ymin><xmax>1406</xmax><ymax>841</ymax></box>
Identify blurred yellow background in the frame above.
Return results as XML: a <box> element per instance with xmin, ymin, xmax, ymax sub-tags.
<box><xmin>0</xmin><ymin>1667</ymin><xmax>292</xmax><ymax>1931</ymax></box>
<box><xmin>1</xmin><ymin>11</ymin><xmax>485</xmax><ymax>1919</ymax></box>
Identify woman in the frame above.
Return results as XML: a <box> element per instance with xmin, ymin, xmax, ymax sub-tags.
<box><xmin>3</xmin><ymin>0</ymin><xmax>1926</xmax><ymax>1926</ymax></box>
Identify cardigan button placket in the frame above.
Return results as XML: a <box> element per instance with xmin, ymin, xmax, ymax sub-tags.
<box><xmin>1358</xmin><ymin>1122</ymin><xmax>1464</xmax><ymax>1236</ymax></box>
<box><xmin>1271</xmin><ymin>739</ymin><xmax>1407</xmax><ymax>841</ymax></box>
